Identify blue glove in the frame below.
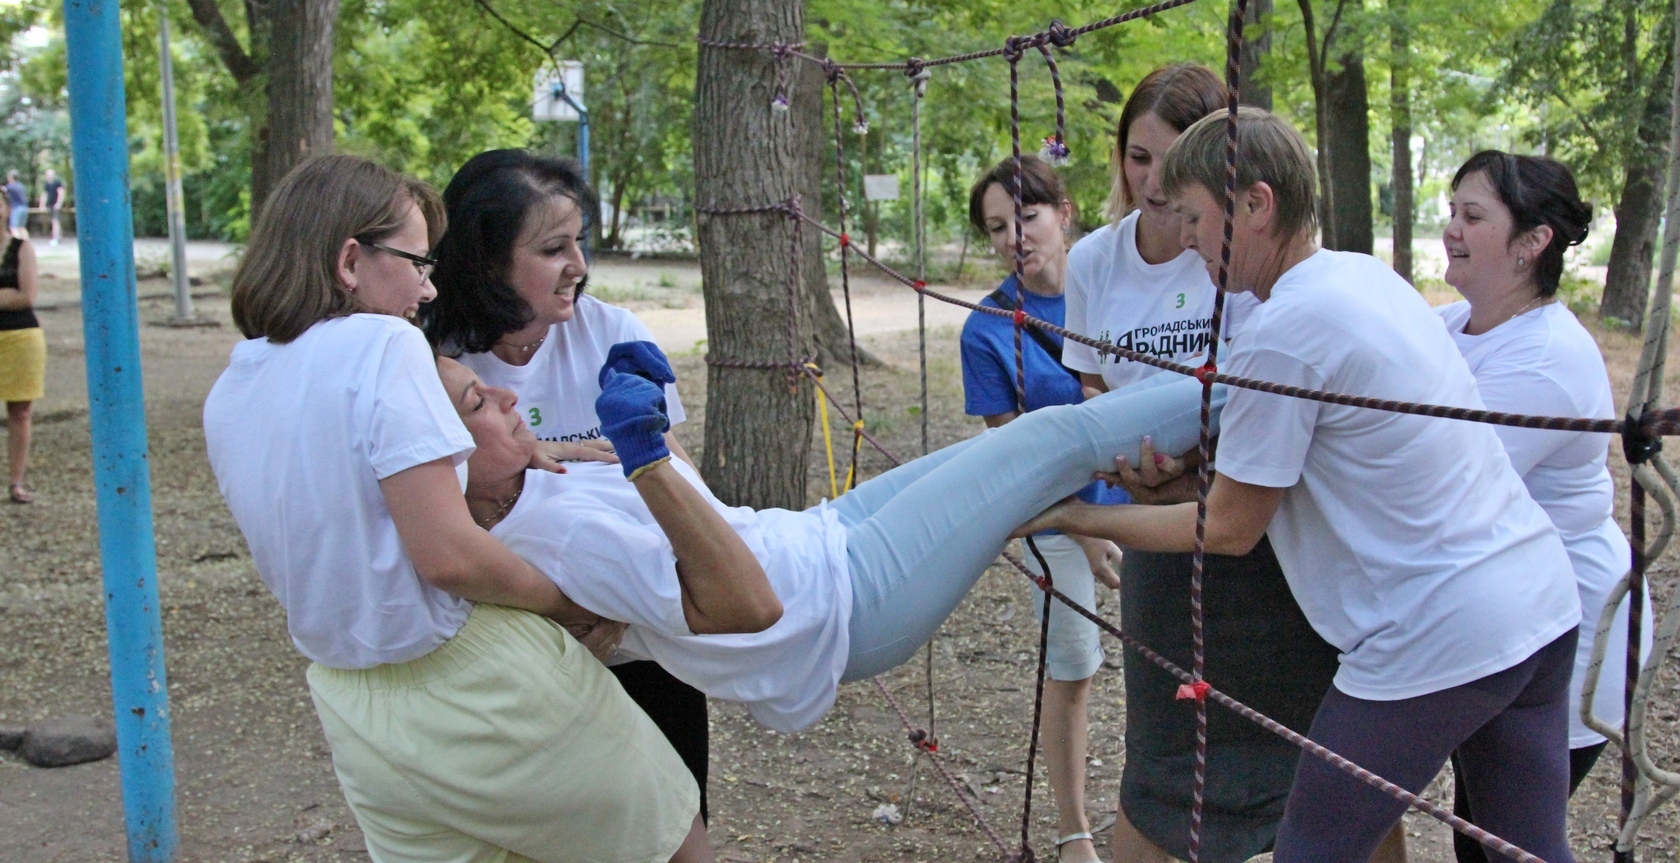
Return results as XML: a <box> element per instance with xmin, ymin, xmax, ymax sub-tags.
<box><xmin>596</xmin><ymin>370</ymin><xmax>672</xmax><ymax>479</ymax></box>
<box><xmin>600</xmin><ymin>341</ymin><xmax>676</xmax><ymax>388</ymax></box>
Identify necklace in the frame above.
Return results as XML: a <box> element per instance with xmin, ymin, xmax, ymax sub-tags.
<box><xmin>1502</xmin><ymin>294</ymin><xmax>1552</xmax><ymax>326</ymax></box>
<box><xmin>500</xmin><ymin>332</ymin><xmax>547</xmax><ymax>353</ymax></box>
<box><xmin>472</xmin><ymin>486</ymin><xmax>522</xmax><ymax>528</ymax></box>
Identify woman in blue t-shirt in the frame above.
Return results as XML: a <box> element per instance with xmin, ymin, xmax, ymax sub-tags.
<box><xmin>959</xmin><ymin>155</ymin><xmax>1124</xmax><ymax>863</ymax></box>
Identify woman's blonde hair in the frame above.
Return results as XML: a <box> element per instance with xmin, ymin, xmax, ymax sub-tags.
<box><xmin>1105</xmin><ymin>63</ymin><xmax>1227</xmax><ymax>222</ymax></box>
<box><xmin>1161</xmin><ymin>107</ymin><xmax>1318</xmax><ymax>240</ymax></box>
<box><xmin>231</xmin><ymin>154</ymin><xmax>444</xmax><ymax>343</ymax></box>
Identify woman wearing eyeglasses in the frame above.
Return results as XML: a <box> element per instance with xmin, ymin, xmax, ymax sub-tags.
<box><xmin>204</xmin><ymin>155</ymin><xmax>713</xmax><ymax>863</ymax></box>
<box><xmin>421</xmin><ymin>149</ymin><xmax>713</xmax><ymax>820</ymax></box>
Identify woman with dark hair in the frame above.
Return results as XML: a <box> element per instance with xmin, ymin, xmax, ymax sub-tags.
<box><xmin>1436</xmin><ymin>150</ymin><xmax>1650</xmax><ymax>862</ymax></box>
<box><xmin>204</xmin><ymin>155</ymin><xmax>714</xmax><ymax>863</ymax></box>
<box><xmin>959</xmin><ymin>154</ymin><xmax>1125</xmax><ymax>863</ymax></box>
<box><xmin>420</xmin><ymin>148</ymin><xmax>712</xmax><ymax>819</ymax></box>
<box><xmin>1068</xmin><ymin>64</ymin><xmax>1339</xmax><ymax>863</ymax></box>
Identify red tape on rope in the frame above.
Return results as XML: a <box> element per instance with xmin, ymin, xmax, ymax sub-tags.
<box><xmin>1193</xmin><ymin>363</ymin><xmax>1217</xmax><ymax>386</ymax></box>
<box><xmin>839</xmin><ymin>232</ymin><xmax>851</xmax><ymax>248</ymax></box>
<box><xmin>912</xmin><ymin>279</ymin><xmax>926</xmax><ymax>292</ymax></box>
<box><xmin>1176</xmin><ymin>680</ymin><xmax>1211</xmax><ymax>701</ymax></box>
<box><xmin>1013</xmin><ymin>309</ymin><xmax>1027</xmax><ymax>327</ymax></box>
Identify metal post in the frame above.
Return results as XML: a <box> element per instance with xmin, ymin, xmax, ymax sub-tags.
<box><xmin>157</xmin><ymin>6</ymin><xmax>191</xmax><ymax>322</ymax></box>
<box><xmin>63</xmin><ymin>0</ymin><xmax>179</xmax><ymax>860</ymax></box>
<box><xmin>553</xmin><ymin>82</ymin><xmax>591</xmax><ymax>257</ymax></box>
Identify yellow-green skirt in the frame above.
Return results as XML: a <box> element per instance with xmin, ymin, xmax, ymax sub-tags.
<box><xmin>307</xmin><ymin>603</ymin><xmax>699</xmax><ymax>863</ymax></box>
<box><xmin>0</xmin><ymin>327</ymin><xmax>44</xmax><ymax>402</ymax></box>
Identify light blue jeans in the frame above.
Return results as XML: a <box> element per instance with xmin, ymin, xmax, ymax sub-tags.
<box><xmin>833</xmin><ymin>373</ymin><xmax>1227</xmax><ymax>681</ymax></box>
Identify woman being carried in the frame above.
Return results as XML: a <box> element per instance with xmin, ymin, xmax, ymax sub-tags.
<box><xmin>441</xmin><ymin>336</ymin><xmax>1224</xmax><ymax>733</ymax></box>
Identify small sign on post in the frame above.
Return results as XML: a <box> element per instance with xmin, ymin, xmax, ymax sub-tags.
<box><xmin>863</xmin><ymin>174</ymin><xmax>900</xmax><ymax>201</ymax></box>
<box><xmin>533</xmin><ymin>61</ymin><xmax>586</xmax><ymax>122</ymax></box>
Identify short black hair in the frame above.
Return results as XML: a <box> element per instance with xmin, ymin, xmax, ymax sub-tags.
<box><xmin>967</xmin><ymin>154</ymin><xmax>1070</xmax><ymax>237</ymax></box>
<box><xmin>421</xmin><ymin>149</ymin><xmax>600</xmax><ymax>354</ymax></box>
<box><xmin>1451</xmin><ymin>150</ymin><xmax>1591</xmax><ymax>297</ymax></box>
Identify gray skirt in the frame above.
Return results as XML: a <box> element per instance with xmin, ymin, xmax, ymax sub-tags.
<box><xmin>1119</xmin><ymin>537</ymin><xmax>1339</xmax><ymax>862</ymax></box>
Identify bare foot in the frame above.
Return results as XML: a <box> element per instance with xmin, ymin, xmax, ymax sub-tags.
<box><xmin>9</xmin><ymin>483</ymin><xmax>33</xmax><ymax>504</ymax></box>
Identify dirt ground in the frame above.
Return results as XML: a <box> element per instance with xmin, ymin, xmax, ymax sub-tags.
<box><xmin>2</xmin><ymin>256</ymin><xmax>1679</xmax><ymax>862</ymax></box>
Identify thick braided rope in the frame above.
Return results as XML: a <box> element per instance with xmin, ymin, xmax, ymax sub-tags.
<box><xmin>1017</xmin><ymin>537</ymin><xmax>1057</xmax><ymax>863</ymax></box>
<box><xmin>1006</xmin><ymin>44</ymin><xmax>1028</xmax><ymax>410</ymax></box>
<box><xmin>1034</xmin><ymin>41</ymin><xmax>1069</xmax><ymax>163</ymax></box>
<box><xmin>826</xmin><ymin>74</ymin><xmax>869</xmax><ymax>491</ymax></box>
<box><xmin>698</xmin><ymin>0</ymin><xmax>1205</xmax><ymax>71</ymax></box>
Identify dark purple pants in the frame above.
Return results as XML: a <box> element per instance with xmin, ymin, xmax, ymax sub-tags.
<box><xmin>1273</xmin><ymin>631</ymin><xmax>1578</xmax><ymax>863</ymax></box>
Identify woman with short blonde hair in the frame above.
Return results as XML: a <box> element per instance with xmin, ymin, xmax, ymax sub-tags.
<box><xmin>206</xmin><ymin>154</ymin><xmax>713</xmax><ymax>863</ymax></box>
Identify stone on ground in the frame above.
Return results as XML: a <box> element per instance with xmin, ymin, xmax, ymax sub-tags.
<box><xmin>18</xmin><ymin>716</ymin><xmax>117</xmax><ymax>767</ymax></box>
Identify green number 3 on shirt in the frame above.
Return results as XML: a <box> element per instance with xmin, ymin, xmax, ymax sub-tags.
<box><xmin>528</xmin><ymin>407</ymin><xmax>543</xmax><ymax>427</ymax></box>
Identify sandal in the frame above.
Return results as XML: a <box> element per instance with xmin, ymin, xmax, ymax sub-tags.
<box><xmin>8</xmin><ymin>483</ymin><xmax>32</xmax><ymax>504</ymax></box>
<box><xmin>1055</xmin><ymin>832</ymin><xmax>1097</xmax><ymax>863</ymax></box>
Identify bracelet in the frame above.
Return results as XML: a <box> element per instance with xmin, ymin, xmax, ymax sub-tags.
<box><xmin>626</xmin><ymin>455</ymin><xmax>673</xmax><ymax>483</ymax></box>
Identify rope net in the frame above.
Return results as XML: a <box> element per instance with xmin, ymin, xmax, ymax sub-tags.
<box><xmin>696</xmin><ymin>2</ymin><xmax>1680</xmax><ymax>860</ymax></box>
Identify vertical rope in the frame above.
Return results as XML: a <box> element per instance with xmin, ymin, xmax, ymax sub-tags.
<box><xmin>1019</xmin><ymin>536</ymin><xmax>1056</xmax><ymax>863</ymax></box>
<box><xmin>826</xmin><ymin>69</ymin><xmax>868</xmax><ymax>491</ymax></box>
<box><xmin>912</xmin><ymin>67</ymin><xmax>931</xmax><ymax>457</ymax></box>
<box><xmin>1620</xmin><ymin>478</ymin><xmax>1647</xmax><ymax>863</ymax></box>
<box><xmin>1005</xmin><ymin>39</ymin><xmax>1028</xmax><ymax>412</ymax></box>
<box><xmin>1182</xmin><ymin>5</ymin><xmax>1250</xmax><ymax>861</ymax></box>
<box><xmin>1035</xmin><ymin>39</ymin><xmax>1070</xmax><ymax>165</ymax></box>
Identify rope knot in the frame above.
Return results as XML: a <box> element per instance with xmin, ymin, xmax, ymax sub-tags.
<box><xmin>907</xmin><ymin>728</ymin><xmax>938</xmax><ymax>753</ymax></box>
<box><xmin>1046</xmin><ymin>20</ymin><xmax>1077</xmax><ymax>47</ymax></box>
<box><xmin>821</xmin><ymin>58</ymin><xmax>844</xmax><ymax>82</ymax></box>
<box><xmin>1176</xmin><ymin>680</ymin><xmax>1211</xmax><ymax>702</ymax></box>
<box><xmin>1002</xmin><ymin>35</ymin><xmax>1027</xmax><ymax>61</ymax></box>
<box><xmin>1623</xmin><ymin>412</ymin><xmax>1664</xmax><ymax>465</ymax></box>
<box><xmin>769</xmin><ymin>41</ymin><xmax>795</xmax><ymax>59</ymax></box>
<box><xmin>1012</xmin><ymin>309</ymin><xmax>1028</xmax><ymax>327</ymax></box>
<box><xmin>903</xmin><ymin>57</ymin><xmax>926</xmax><ymax>79</ymax></box>
<box><xmin>1192</xmin><ymin>363</ymin><xmax>1218</xmax><ymax>386</ymax></box>
<box><xmin>783</xmin><ymin>194</ymin><xmax>802</xmax><ymax>219</ymax></box>
<box><xmin>852</xmin><ymin>419</ymin><xmax>866</xmax><ymax>431</ymax></box>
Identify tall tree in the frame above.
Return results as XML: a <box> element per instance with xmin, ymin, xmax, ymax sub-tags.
<box><xmin>1297</xmin><ymin>0</ymin><xmax>1374</xmax><ymax>252</ymax></box>
<box><xmin>185</xmin><ymin>0</ymin><xmax>338</xmax><ymax>214</ymax></box>
<box><xmin>1600</xmin><ymin>10</ymin><xmax>1674</xmax><ymax>326</ymax></box>
<box><xmin>1390</xmin><ymin>0</ymin><xmax>1414</xmax><ymax>283</ymax></box>
<box><xmin>694</xmin><ymin>0</ymin><xmax>816</xmax><ymax>508</ymax></box>
<box><xmin>1241</xmin><ymin>0</ymin><xmax>1274</xmax><ymax>109</ymax></box>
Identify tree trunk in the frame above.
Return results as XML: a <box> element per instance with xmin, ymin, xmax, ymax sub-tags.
<box><xmin>1324</xmin><ymin>29</ymin><xmax>1373</xmax><ymax>254</ymax></box>
<box><xmin>1298</xmin><ymin>0</ymin><xmax>1335</xmax><ymax>246</ymax></box>
<box><xmin>694</xmin><ymin>0</ymin><xmax>815</xmax><ymax>509</ymax></box>
<box><xmin>1390</xmin><ymin>0</ymin><xmax>1414</xmax><ymax>283</ymax></box>
<box><xmin>1240</xmin><ymin>0</ymin><xmax>1273</xmax><ymax>110</ymax></box>
<box><xmin>795</xmin><ymin>44</ymin><xmax>879</xmax><ymax>369</ymax></box>
<box><xmin>264</xmin><ymin>0</ymin><xmax>339</xmax><ymax>211</ymax></box>
<box><xmin>1601</xmin><ymin>46</ymin><xmax>1676</xmax><ymax>328</ymax></box>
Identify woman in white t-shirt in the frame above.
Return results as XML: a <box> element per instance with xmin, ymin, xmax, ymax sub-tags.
<box><xmin>1435</xmin><ymin>150</ymin><xmax>1650</xmax><ymax>863</ymax></box>
<box><xmin>1066</xmin><ymin>63</ymin><xmax>1337</xmax><ymax>863</ymax></box>
<box><xmin>1019</xmin><ymin>110</ymin><xmax>1582</xmax><ymax>862</ymax></box>
<box><xmin>203</xmin><ymin>155</ymin><xmax>718</xmax><ymax>863</ymax></box>
<box><xmin>421</xmin><ymin>149</ymin><xmax>714</xmax><ymax>820</ymax></box>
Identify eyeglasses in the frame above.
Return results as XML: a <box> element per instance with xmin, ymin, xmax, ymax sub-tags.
<box><xmin>362</xmin><ymin>241</ymin><xmax>437</xmax><ymax>281</ymax></box>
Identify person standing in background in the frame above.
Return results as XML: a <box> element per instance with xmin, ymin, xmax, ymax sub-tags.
<box><xmin>39</xmin><ymin>169</ymin><xmax>63</xmax><ymax>246</ymax></box>
<box><xmin>0</xmin><ymin>188</ymin><xmax>41</xmax><ymax>503</ymax></box>
<box><xmin>6</xmin><ymin>171</ymin><xmax>28</xmax><ymax>240</ymax></box>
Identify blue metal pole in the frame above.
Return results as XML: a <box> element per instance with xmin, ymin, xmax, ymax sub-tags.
<box><xmin>63</xmin><ymin>0</ymin><xmax>179</xmax><ymax>860</ymax></box>
<box><xmin>577</xmin><ymin>111</ymin><xmax>590</xmax><ymax>256</ymax></box>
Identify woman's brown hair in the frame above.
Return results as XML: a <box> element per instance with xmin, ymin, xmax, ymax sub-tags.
<box><xmin>231</xmin><ymin>154</ymin><xmax>444</xmax><ymax>343</ymax></box>
<box><xmin>967</xmin><ymin>154</ymin><xmax>1072</xmax><ymax>237</ymax></box>
<box><xmin>1106</xmin><ymin>63</ymin><xmax>1227</xmax><ymax>222</ymax></box>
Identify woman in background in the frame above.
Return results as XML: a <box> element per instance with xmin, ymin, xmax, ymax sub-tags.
<box><xmin>1066</xmin><ymin>64</ymin><xmax>1338</xmax><ymax>862</ymax></box>
<box><xmin>0</xmin><ymin>190</ymin><xmax>41</xmax><ymax>503</ymax></box>
<box><xmin>959</xmin><ymin>153</ymin><xmax>1125</xmax><ymax>863</ymax></box>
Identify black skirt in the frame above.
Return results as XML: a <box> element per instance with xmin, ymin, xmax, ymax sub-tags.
<box><xmin>1118</xmin><ymin>537</ymin><xmax>1340</xmax><ymax>862</ymax></box>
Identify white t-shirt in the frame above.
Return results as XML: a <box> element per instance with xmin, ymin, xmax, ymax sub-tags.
<box><xmin>1062</xmin><ymin>211</ymin><xmax>1257</xmax><ymax>390</ymax></box>
<box><xmin>1438</xmin><ymin>299</ymin><xmax>1644</xmax><ymax>745</ymax></box>
<box><xmin>204</xmin><ymin>315</ymin><xmax>476</xmax><ymax>669</ymax></box>
<box><xmin>493</xmin><ymin>461</ymin><xmax>851</xmax><ymax>733</ymax></box>
<box><xmin>456</xmin><ymin>295</ymin><xmax>685</xmax><ymax>444</ymax></box>
<box><xmin>1217</xmin><ymin>250</ymin><xmax>1580</xmax><ymax>701</ymax></box>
